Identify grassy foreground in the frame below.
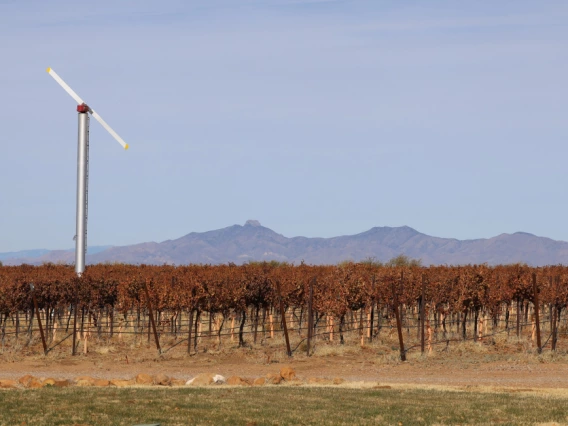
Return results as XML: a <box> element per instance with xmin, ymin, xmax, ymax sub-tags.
<box><xmin>1</xmin><ymin>386</ymin><xmax>567</xmax><ymax>425</ymax></box>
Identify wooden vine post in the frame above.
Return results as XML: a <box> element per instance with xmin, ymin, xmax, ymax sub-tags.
<box><xmin>52</xmin><ymin>321</ymin><xmax>58</xmax><ymax>343</ymax></box>
<box><xmin>551</xmin><ymin>275</ymin><xmax>559</xmax><ymax>351</ymax></box>
<box><xmin>83</xmin><ymin>310</ymin><xmax>89</xmax><ymax>354</ymax></box>
<box><xmin>532</xmin><ymin>273</ymin><xmax>542</xmax><ymax>354</ymax></box>
<box><xmin>420</xmin><ymin>273</ymin><xmax>426</xmax><ymax>355</ymax></box>
<box><xmin>369</xmin><ymin>275</ymin><xmax>376</xmax><ymax>343</ymax></box>
<box><xmin>276</xmin><ymin>280</ymin><xmax>292</xmax><ymax>357</ymax></box>
<box><xmin>194</xmin><ymin>311</ymin><xmax>200</xmax><ymax>351</ymax></box>
<box><xmin>394</xmin><ymin>272</ymin><xmax>406</xmax><ymax>362</ymax></box>
<box><xmin>143</xmin><ymin>280</ymin><xmax>161</xmax><ymax>354</ymax></box>
<box><xmin>187</xmin><ymin>310</ymin><xmax>193</xmax><ymax>354</ymax></box>
<box><xmin>426</xmin><ymin>317</ymin><xmax>432</xmax><ymax>353</ymax></box>
<box><xmin>197</xmin><ymin>317</ymin><xmax>202</xmax><ymax>346</ymax></box>
<box><xmin>30</xmin><ymin>283</ymin><xmax>48</xmax><ymax>355</ymax></box>
<box><xmin>366</xmin><ymin>308</ymin><xmax>371</xmax><ymax>342</ymax></box>
<box><xmin>72</xmin><ymin>282</ymin><xmax>79</xmax><ymax>356</ymax></box>
<box><xmin>307</xmin><ymin>279</ymin><xmax>314</xmax><ymax>356</ymax></box>
<box><xmin>516</xmin><ymin>299</ymin><xmax>521</xmax><ymax>338</ymax></box>
<box><xmin>552</xmin><ymin>304</ymin><xmax>558</xmax><ymax>351</ymax></box>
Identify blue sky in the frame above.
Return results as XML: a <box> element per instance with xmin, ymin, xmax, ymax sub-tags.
<box><xmin>1</xmin><ymin>0</ymin><xmax>567</xmax><ymax>252</ymax></box>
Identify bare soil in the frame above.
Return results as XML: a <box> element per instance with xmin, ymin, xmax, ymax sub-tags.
<box><xmin>2</xmin><ymin>336</ymin><xmax>568</xmax><ymax>390</ymax></box>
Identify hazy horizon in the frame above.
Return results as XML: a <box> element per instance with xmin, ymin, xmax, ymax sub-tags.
<box><xmin>0</xmin><ymin>221</ymin><xmax>560</xmax><ymax>256</ymax></box>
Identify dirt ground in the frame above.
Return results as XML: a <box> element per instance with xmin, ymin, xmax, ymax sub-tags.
<box><xmin>2</xmin><ymin>335</ymin><xmax>568</xmax><ymax>390</ymax></box>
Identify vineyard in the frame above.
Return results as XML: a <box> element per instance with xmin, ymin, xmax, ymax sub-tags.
<box><xmin>0</xmin><ymin>262</ymin><xmax>567</xmax><ymax>359</ymax></box>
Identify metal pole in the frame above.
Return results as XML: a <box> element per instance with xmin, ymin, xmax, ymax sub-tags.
<box><xmin>75</xmin><ymin>106</ymin><xmax>89</xmax><ymax>276</ymax></box>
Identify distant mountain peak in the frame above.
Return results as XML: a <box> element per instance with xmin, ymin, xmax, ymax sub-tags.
<box><xmin>513</xmin><ymin>231</ymin><xmax>536</xmax><ymax>237</ymax></box>
<box><xmin>245</xmin><ymin>220</ymin><xmax>262</xmax><ymax>227</ymax></box>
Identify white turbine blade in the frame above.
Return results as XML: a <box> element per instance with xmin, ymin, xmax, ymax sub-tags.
<box><xmin>89</xmin><ymin>109</ymin><xmax>129</xmax><ymax>150</ymax></box>
<box><xmin>47</xmin><ymin>67</ymin><xmax>129</xmax><ymax>150</ymax></box>
<box><xmin>46</xmin><ymin>67</ymin><xmax>85</xmax><ymax>105</ymax></box>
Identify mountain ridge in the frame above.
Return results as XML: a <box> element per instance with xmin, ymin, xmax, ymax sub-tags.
<box><xmin>2</xmin><ymin>222</ymin><xmax>567</xmax><ymax>266</ymax></box>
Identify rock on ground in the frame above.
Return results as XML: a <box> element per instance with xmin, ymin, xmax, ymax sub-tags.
<box><xmin>135</xmin><ymin>373</ymin><xmax>154</xmax><ymax>385</ymax></box>
<box><xmin>0</xmin><ymin>380</ymin><xmax>18</xmax><ymax>389</ymax></box>
<box><xmin>186</xmin><ymin>373</ymin><xmax>214</xmax><ymax>386</ymax></box>
<box><xmin>18</xmin><ymin>375</ymin><xmax>35</xmax><ymax>387</ymax></box>
<box><xmin>186</xmin><ymin>373</ymin><xmax>226</xmax><ymax>386</ymax></box>
<box><xmin>280</xmin><ymin>367</ymin><xmax>296</xmax><ymax>381</ymax></box>
<box><xmin>265</xmin><ymin>373</ymin><xmax>282</xmax><ymax>385</ymax></box>
<box><xmin>212</xmin><ymin>374</ymin><xmax>226</xmax><ymax>384</ymax></box>
<box><xmin>42</xmin><ymin>378</ymin><xmax>57</xmax><ymax>387</ymax></box>
<box><xmin>227</xmin><ymin>376</ymin><xmax>250</xmax><ymax>386</ymax></box>
<box><xmin>253</xmin><ymin>377</ymin><xmax>266</xmax><ymax>386</ymax></box>
<box><xmin>75</xmin><ymin>376</ymin><xmax>96</xmax><ymax>387</ymax></box>
<box><xmin>154</xmin><ymin>374</ymin><xmax>170</xmax><ymax>386</ymax></box>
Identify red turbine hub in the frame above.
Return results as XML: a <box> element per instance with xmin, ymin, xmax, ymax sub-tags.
<box><xmin>77</xmin><ymin>103</ymin><xmax>90</xmax><ymax>113</ymax></box>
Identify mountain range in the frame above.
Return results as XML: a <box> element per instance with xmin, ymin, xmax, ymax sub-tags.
<box><xmin>2</xmin><ymin>220</ymin><xmax>568</xmax><ymax>266</ymax></box>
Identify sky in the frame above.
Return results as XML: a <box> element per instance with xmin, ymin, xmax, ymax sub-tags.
<box><xmin>1</xmin><ymin>0</ymin><xmax>568</xmax><ymax>252</ymax></box>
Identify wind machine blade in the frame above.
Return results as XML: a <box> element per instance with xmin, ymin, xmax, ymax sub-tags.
<box><xmin>47</xmin><ymin>67</ymin><xmax>129</xmax><ymax>150</ymax></box>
